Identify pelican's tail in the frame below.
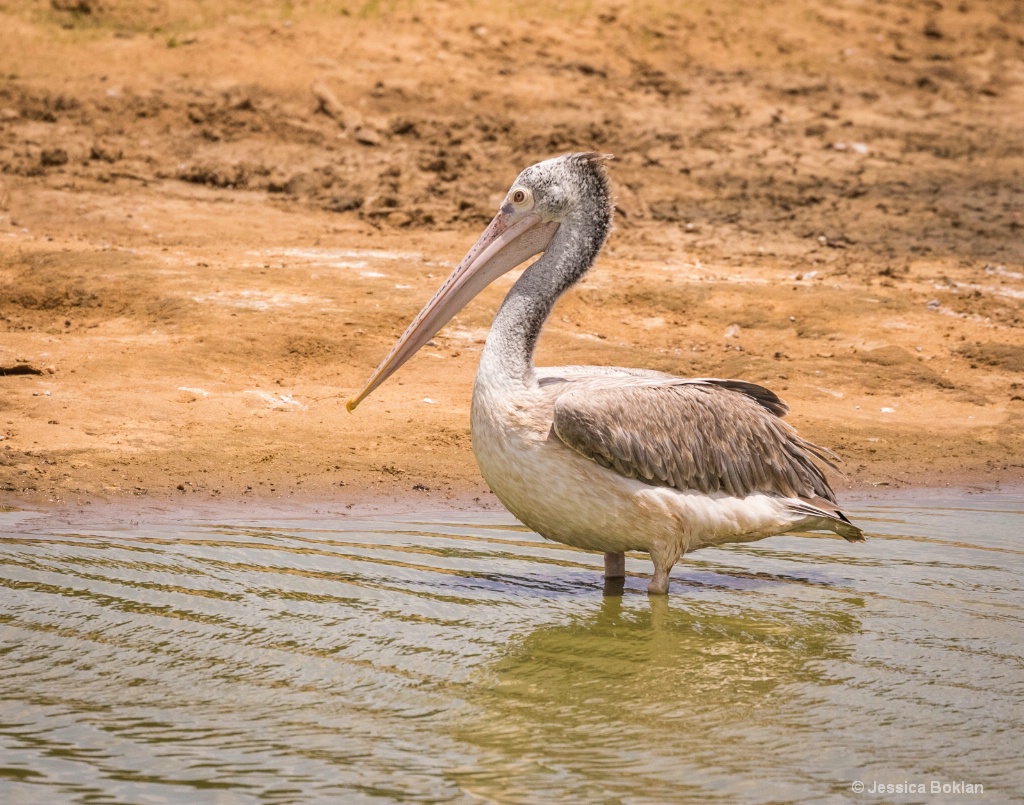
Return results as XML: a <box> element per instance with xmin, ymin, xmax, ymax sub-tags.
<box><xmin>788</xmin><ymin>497</ymin><xmax>865</xmax><ymax>542</ymax></box>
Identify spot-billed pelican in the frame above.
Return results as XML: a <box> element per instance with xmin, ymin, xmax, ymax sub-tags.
<box><xmin>348</xmin><ymin>153</ymin><xmax>863</xmax><ymax>594</ymax></box>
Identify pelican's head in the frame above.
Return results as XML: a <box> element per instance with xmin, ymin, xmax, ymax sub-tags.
<box><xmin>503</xmin><ymin>151</ymin><xmax>613</xmax><ymax>226</ymax></box>
<box><xmin>347</xmin><ymin>152</ymin><xmax>613</xmax><ymax>412</ymax></box>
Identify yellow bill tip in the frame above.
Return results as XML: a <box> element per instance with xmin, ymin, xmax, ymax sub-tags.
<box><xmin>345</xmin><ymin>397</ymin><xmax>360</xmax><ymax>413</ymax></box>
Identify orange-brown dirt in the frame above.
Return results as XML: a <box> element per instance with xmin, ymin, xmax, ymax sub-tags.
<box><xmin>1</xmin><ymin>0</ymin><xmax>1023</xmax><ymax>511</ymax></box>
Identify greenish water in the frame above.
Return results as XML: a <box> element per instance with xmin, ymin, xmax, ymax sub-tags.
<box><xmin>0</xmin><ymin>494</ymin><xmax>1021</xmax><ymax>804</ymax></box>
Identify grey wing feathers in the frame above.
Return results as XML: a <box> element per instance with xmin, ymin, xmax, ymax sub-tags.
<box><xmin>551</xmin><ymin>381</ymin><xmax>839</xmax><ymax>501</ymax></box>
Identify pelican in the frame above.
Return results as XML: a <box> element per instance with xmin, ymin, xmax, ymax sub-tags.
<box><xmin>348</xmin><ymin>153</ymin><xmax>863</xmax><ymax>594</ymax></box>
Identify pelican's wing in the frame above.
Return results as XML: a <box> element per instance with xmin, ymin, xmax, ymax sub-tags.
<box><xmin>540</xmin><ymin>369</ymin><xmax>791</xmax><ymax>416</ymax></box>
<box><xmin>550</xmin><ymin>379</ymin><xmax>837</xmax><ymax>501</ymax></box>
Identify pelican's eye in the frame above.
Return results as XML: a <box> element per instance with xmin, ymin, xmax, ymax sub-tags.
<box><xmin>510</xmin><ymin>187</ymin><xmax>531</xmax><ymax>206</ymax></box>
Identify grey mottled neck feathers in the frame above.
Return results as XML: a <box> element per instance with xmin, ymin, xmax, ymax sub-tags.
<box><xmin>482</xmin><ymin>193</ymin><xmax>612</xmax><ymax>382</ymax></box>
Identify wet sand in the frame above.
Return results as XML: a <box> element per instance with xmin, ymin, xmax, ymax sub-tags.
<box><xmin>1</xmin><ymin>1</ymin><xmax>1023</xmax><ymax>509</ymax></box>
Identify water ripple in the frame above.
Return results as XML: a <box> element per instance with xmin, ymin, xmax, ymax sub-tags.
<box><xmin>0</xmin><ymin>495</ymin><xmax>1022</xmax><ymax>802</ymax></box>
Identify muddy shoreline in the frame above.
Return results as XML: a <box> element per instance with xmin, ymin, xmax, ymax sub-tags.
<box><xmin>2</xmin><ymin>1</ymin><xmax>1023</xmax><ymax>511</ymax></box>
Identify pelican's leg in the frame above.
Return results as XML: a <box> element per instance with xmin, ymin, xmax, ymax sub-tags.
<box><xmin>604</xmin><ymin>551</ymin><xmax>625</xmax><ymax>579</ymax></box>
<box><xmin>647</xmin><ymin>544</ymin><xmax>682</xmax><ymax>595</ymax></box>
<box><xmin>648</xmin><ymin>568</ymin><xmax>670</xmax><ymax>595</ymax></box>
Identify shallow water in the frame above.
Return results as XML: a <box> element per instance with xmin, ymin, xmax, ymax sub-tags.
<box><xmin>1</xmin><ymin>494</ymin><xmax>1021</xmax><ymax>804</ymax></box>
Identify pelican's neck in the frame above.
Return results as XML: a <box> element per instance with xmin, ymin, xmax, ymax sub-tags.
<box><xmin>478</xmin><ymin>208</ymin><xmax>609</xmax><ymax>388</ymax></box>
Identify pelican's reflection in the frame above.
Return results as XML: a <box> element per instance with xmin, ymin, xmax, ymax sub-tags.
<box><xmin>446</xmin><ymin>590</ymin><xmax>861</xmax><ymax>800</ymax></box>
<box><xmin>601</xmin><ymin>575</ymin><xmax>625</xmax><ymax>598</ymax></box>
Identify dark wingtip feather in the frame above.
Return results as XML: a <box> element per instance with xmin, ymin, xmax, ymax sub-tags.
<box><xmin>791</xmin><ymin>498</ymin><xmax>865</xmax><ymax>542</ymax></box>
<box><xmin>837</xmin><ymin>522</ymin><xmax>866</xmax><ymax>542</ymax></box>
<box><xmin>697</xmin><ymin>379</ymin><xmax>790</xmax><ymax>417</ymax></box>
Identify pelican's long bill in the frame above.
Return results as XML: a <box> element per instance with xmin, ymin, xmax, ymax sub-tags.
<box><xmin>346</xmin><ymin>210</ymin><xmax>560</xmax><ymax>411</ymax></box>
